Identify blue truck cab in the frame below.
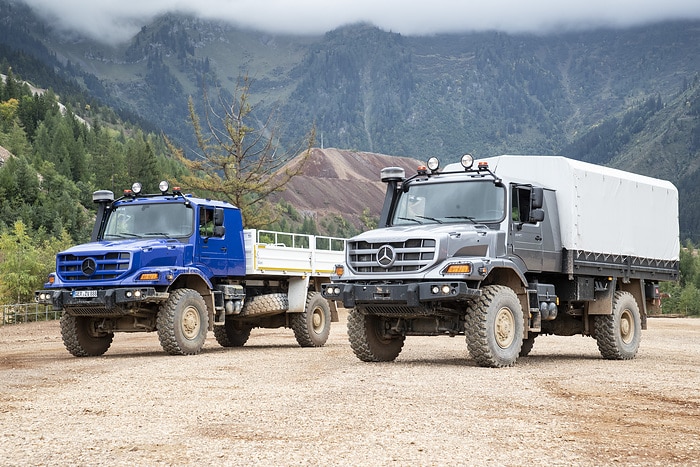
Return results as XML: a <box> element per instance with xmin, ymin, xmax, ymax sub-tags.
<box><xmin>36</xmin><ymin>182</ymin><xmax>346</xmax><ymax>357</ymax></box>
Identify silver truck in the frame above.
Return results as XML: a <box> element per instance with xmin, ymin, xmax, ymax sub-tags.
<box><xmin>322</xmin><ymin>155</ymin><xmax>679</xmax><ymax>367</ymax></box>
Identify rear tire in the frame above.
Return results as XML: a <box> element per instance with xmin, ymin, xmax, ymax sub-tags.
<box><xmin>594</xmin><ymin>291</ymin><xmax>641</xmax><ymax>360</ymax></box>
<box><xmin>347</xmin><ymin>310</ymin><xmax>405</xmax><ymax>362</ymax></box>
<box><xmin>214</xmin><ymin>321</ymin><xmax>252</xmax><ymax>347</ymax></box>
<box><xmin>60</xmin><ymin>314</ymin><xmax>113</xmax><ymax>357</ymax></box>
<box><xmin>519</xmin><ymin>333</ymin><xmax>537</xmax><ymax>357</ymax></box>
<box><xmin>465</xmin><ymin>285</ymin><xmax>524</xmax><ymax>367</ymax></box>
<box><xmin>292</xmin><ymin>292</ymin><xmax>332</xmax><ymax>347</ymax></box>
<box><xmin>157</xmin><ymin>288</ymin><xmax>208</xmax><ymax>355</ymax></box>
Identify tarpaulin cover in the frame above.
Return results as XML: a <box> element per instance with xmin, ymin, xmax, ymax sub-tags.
<box><xmin>478</xmin><ymin>155</ymin><xmax>680</xmax><ymax>261</ymax></box>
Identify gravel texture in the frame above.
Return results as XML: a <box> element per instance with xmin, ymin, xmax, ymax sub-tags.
<box><xmin>1</xmin><ymin>312</ymin><xmax>699</xmax><ymax>466</ymax></box>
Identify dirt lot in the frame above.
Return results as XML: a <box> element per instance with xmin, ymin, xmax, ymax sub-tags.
<box><xmin>1</xmin><ymin>313</ymin><xmax>699</xmax><ymax>466</ymax></box>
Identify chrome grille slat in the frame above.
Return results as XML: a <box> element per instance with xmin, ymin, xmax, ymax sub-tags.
<box><xmin>348</xmin><ymin>238</ymin><xmax>436</xmax><ymax>273</ymax></box>
<box><xmin>57</xmin><ymin>252</ymin><xmax>131</xmax><ymax>281</ymax></box>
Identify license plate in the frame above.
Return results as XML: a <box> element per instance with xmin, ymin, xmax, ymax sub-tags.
<box><xmin>73</xmin><ymin>290</ymin><xmax>98</xmax><ymax>298</ymax></box>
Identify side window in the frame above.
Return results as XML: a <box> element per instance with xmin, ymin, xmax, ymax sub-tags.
<box><xmin>199</xmin><ymin>207</ymin><xmax>215</xmax><ymax>237</ymax></box>
<box><xmin>511</xmin><ymin>186</ymin><xmax>532</xmax><ymax>222</ymax></box>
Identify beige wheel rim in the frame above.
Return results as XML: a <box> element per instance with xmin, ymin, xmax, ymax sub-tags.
<box><xmin>495</xmin><ymin>307</ymin><xmax>516</xmax><ymax>349</ymax></box>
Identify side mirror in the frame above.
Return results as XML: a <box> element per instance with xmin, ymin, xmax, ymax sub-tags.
<box><xmin>214</xmin><ymin>208</ymin><xmax>224</xmax><ymax>227</ymax></box>
<box><xmin>529</xmin><ymin>208</ymin><xmax>545</xmax><ymax>223</ymax></box>
<box><xmin>531</xmin><ymin>187</ymin><xmax>544</xmax><ymax>209</ymax></box>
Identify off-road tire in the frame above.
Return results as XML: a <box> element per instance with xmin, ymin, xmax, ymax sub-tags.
<box><xmin>213</xmin><ymin>321</ymin><xmax>252</xmax><ymax>347</ymax></box>
<box><xmin>157</xmin><ymin>288</ymin><xmax>208</xmax><ymax>355</ymax></box>
<box><xmin>60</xmin><ymin>314</ymin><xmax>113</xmax><ymax>357</ymax></box>
<box><xmin>291</xmin><ymin>292</ymin><xmax>332</xmax><ymax>347</ymax></box>
<box><xmin>594</xmin><ymin>291</ymin><xmax>642</xmax><ymax>360</ymax></box>
<box><xmin>347</xmin><ymin>310</ymin><xmax>405</xmax><ymax>362</ymax></box>
<box><xmin>239</xmin><ymin>293</ymin><xmax>288</xmax><ymax>317</ymax></box>
<box><xmin>519</xmin><ymin>333</ymin><xmax>537</xmax><ymax>357</ymax></box>
<box><xmin>465</xmin><ymin>285</ymin><xmax>524</xmax><ymax>367</ymax></box>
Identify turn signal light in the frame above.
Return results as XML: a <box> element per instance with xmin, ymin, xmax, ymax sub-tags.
<box><xmin>138</xmin><ymin>272</ymin><xmax>159</xmax><ymax>281</ymax></box>
<box><xmin>444</xmin><ymin>264</ymin><xmax>472</xmax><ymax>274</ymax></box>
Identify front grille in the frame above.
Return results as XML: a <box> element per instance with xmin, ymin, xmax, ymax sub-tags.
<box><xmin>66</xmin><ymin>306</ymin><xmax>124</xmax><ymax>316</ymax></box>
<box><xmin>362</xmin><ymin>304</ymin><xmax>433</xmax><ymax>316</ymax></box>
<box><xmin>57</xmin><ymin>252</ymin><xmax>131</xmax><ymax>281</ymax></box>
<box><xmin>348</xmin><ymin>238</ymin><xmax>436</xmax><ymax>273</ymax></box>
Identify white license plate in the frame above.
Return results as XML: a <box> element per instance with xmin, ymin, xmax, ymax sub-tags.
<box><xmin>73</xmin><ymin>290</ymin><xmax>98</xmax><ymax>298</ymax></box>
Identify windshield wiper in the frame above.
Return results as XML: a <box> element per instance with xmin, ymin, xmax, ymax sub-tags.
<box><xmin>143</xmin><ymin>232</ymin><xmax>172</xmax><ymax>238</ymax></box>
<box><xmin>445</xmin><ymin>216</ymin><xmax>478</xmax><ymax>224</ymax></box>
<box><xmin>416</xmin><ymin>215</ymin><xmax>443</xmax><ymax>224</ymax></box>
<box><xmin>397</xmin><ymin>217</ymin><xmax>423</xmax><ymax>224</ymax></box>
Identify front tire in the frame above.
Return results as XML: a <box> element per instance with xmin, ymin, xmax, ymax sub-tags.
<box><xmin>157</xmin><ymin>288</ymin><xmax>209</xmax><ymax>355</ymax></box>
<box><xmin>465</xmin><ymin>285</ymin><xmax>524</xmax><ymax>367</ymax></box>
<box><xmin>292</xmin><ymin>292</ymin><xmax>332</xmax><ymax>347</ymax></box>
<box><xmin>347</xmin><ymin>310</ymin><xmax>405</xmax><ymax>362</ymax></box>
<box><xmin>60</xmin><ymin>314</ymin><xmax>113</xmax><ymax>357</ymax></box>
<box><xmin>594</xmin><ymin>291</ymin><xmax>642</xmax><ymax>360</ymax></box>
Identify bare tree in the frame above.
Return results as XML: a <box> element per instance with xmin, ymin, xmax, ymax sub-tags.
<box><xmin>167</xmin><ymin>75</ymin><xmax>314</xmax><ymax>228</ymax></box>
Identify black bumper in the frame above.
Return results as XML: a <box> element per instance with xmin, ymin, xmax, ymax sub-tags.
<box><xmin>321</xmin><ymin>281</ymin><xmax>481</xmax><ymax>309</ymax></box>
<box><xmin>35</xmin><ymin>287</ymin><xmax>161</xmax><ymax>314</ymax></box>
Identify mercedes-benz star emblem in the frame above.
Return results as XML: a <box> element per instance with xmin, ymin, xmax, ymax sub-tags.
<box><xmin>377</xmin><ymin>245</ymin><xmax>396</xmax><ymax>268</ymax></box>
<box><xmin>81</xmin><ymin>258</ymin><xmax>97</xmax><ymax>277</ymax></box>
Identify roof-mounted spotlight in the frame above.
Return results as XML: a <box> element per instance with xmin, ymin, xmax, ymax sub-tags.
<box><xmin>426</xmin><ymin>157</ymin><xmax>440</xmax><ymax>172</ymax></box>
<box><xmin>159</xmin><ymin>180</ymin><xmax>169</xmax><ymax>194</ymax></box>
<box><xmin>461</xmin><ymin>154</ymin><xmax>474</xmax><ymax>170</ymax></box>
<box><xmin>131</xmin><ymin>182</ymin><xmax>143</xmax><ymax>194</ymax></box>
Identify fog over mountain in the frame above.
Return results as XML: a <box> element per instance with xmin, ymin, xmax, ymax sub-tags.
<box><xmin>18</xmin><ymin>0</ymin><xmax>700</xmax><ymax>43</ymax></box>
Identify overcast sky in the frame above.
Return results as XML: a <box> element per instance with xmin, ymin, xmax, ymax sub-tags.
<box><xmin>18</xmin><ymin>0</ymin><xmax>700</xmax><ymax>44</ymax></box>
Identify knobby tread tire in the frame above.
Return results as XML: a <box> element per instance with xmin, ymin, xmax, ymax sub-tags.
<box><xmin>465</xmin><ymin>284</ymin><xmax>523</xmax><ymax>368</ymax></box>
<box><xmin>239</xmin><ymin>293</ymin><xmax>288</xmax><ymax>317</ymax></box>
<box><xmin>347</xmin><ymin>309</ymin><xmax>405</xmax><ymax>362</ymax></box>
<box><xmin>291</xmin><ymin>292</ymin><xmax>332</xmax><ymax>347</ymax></box>
<box><xmin>60</xmin><ymin>314</ymin><xmax>113</xmax><ymax>357</ymax></box>
<box><xmin>213</xmin><ymin>322</ymin><xmax>252</xmax><ymax>347</ymax></box>
<box><xmin>519</xmin><ymin>334</ymin><xmax>537</xmax><ymax>357</ymax></box>
<box><xmin>157</xmin><ymin>288</ymin><xmax>208</xmax><ymax>355</ymax></box>
<box><xmin>594</xmin><ymin>291</ymin><xmax>641</xmax><ymax>360</ymax></box>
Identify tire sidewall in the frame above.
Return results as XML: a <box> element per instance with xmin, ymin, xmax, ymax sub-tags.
<box><xmin>612</xmin><ymin>292</ymin><xmax>642</xmax><ymax>358</ymax></box>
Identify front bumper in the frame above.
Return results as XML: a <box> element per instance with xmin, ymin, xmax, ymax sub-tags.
<box><xmin>35</xmin><ymin>287</ymin><xmax>166</xmax><ymax>315</ymax></box>
<box><xmin>321</xmin><ymin>281</ymin><xmax>480</xmax><ymax>310</ymax></box>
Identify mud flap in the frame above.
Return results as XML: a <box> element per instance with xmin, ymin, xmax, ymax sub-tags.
<box><xmin>288</xmin><ymin>276</ymin><xmax>310</xmax><ymax>313</ymax></box>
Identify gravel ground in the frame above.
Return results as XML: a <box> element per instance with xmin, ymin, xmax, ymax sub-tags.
<box><xmin>1</xmin><ymin>312</ymin><xmax>699</xmax><ymax>466</ymax></box>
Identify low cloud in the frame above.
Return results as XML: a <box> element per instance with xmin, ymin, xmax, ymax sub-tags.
<box><xmin>19</xmin><ymin>0</ymin><xmax>700</xmax><ymax>44</ymax></box>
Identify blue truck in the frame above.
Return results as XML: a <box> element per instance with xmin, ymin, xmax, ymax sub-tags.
<box><xmin>36</xmin><ymin>181</ymin><xmax>346</xmax><ymax>356</ymax></box>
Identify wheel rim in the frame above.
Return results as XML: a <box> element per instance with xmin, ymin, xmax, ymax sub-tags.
<box><xmin>620</xmin><ymin>309</ymin><xmax>634</xmax><ymax>344</ymax></box>
<box><xmin>181</xmin><ymin>305</ymin><xmax>201</xmax><ymax>340</ymax></box>
<box><xmin>312</xmin><ymin>307</ymin><xmax>325</xmax><ymax>334</ymax></box>
<box><xmin>495</xmin><ymin>306</ymin><xmax>516</xmax><ymax>349</ymax></box>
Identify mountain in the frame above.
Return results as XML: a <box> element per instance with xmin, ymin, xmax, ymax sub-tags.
<box><xmin>272</xmin><ymin>148</ymin><xmax>422</xmax><ymax>232</ymax></box>
<box><xmin>1</xmin><ymin>0</ymin><xmax>699</xmax><ymax>239</ymax></box>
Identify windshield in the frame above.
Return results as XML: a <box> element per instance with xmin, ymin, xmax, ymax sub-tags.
<box><xmin>391</xmin><ymin>179</ymin><xmax>505</xmax><ymax>225</ymax></box>
<box><xmin>103</xmin><ymin>202</ymin><xmax>194</xmax><ymax>239</ymax></box>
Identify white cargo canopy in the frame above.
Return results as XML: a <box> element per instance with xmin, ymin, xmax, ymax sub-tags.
<box><xmin>473</xmin><ymin>155</ymin><xmax>679</xmax><ymax>261</ymax></box>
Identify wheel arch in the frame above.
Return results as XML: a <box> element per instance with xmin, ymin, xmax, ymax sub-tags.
<box><xmin>483</xmin><ymin>266</ymin><xmax>529</xmax><ymax>323</ymax></box>
<box><xmin>168</xmin><ymin>273</ymin><xmax>215</xmax><ymax>330</ymax></box>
